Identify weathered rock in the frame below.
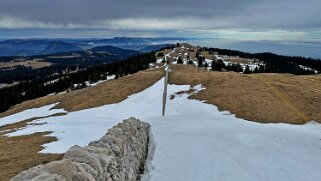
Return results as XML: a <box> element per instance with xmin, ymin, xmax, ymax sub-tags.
<box><xmin>11</xmin><ymin>117</ymin><xmax>150</xmax><ymax>181</ymax></box>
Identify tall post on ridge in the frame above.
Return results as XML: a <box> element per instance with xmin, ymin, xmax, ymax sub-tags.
<box><xmin>162</xmin><ymin>55</ymin><xmax>169</xmax><ymax>116</ymax></box>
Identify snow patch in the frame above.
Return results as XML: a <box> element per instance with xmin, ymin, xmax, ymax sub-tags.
<box><xmin>3</xmin><ymin>78</ymin><xmax>321</xmax><ymax>180</ymax></box>
<box><xmin>156</xmin><ymin>58</ymin><xmax>164</xmax><ymax>64</ymax></box>
<box><xmin>0</xmin><ymin>103</ymin><xmax>66</xmax><ymax>127</ymax></box>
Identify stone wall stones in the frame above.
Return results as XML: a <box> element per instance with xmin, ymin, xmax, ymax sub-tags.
<box><xmin>11</xmin><ymin>117</ymin><xmax>150</xmax><ymax>181</ymax></box>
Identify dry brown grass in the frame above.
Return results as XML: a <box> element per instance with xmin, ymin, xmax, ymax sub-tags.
<box><xmin>0</xmin><ymin>131</ymin><xmax>63</xmax><ymax>181</ymax></box>
<box><xmin>0</xmin><ymin>68</ymin><xmax>164</xmax><ymax>118</ymax></box>
<box><xmin>224</xmin><ymin>57</ymin><xmax>250</xmax><ymax>64</ymax></box>
<box><xmin>169</xmin><ymin>64</ymin><xmax>321</xmax><ymax>124</ymax></box>
<box><xmin>161</xmin><ymin>44</ymin><xmax>212</xmax><ymax>60</ymax></box>
<box><xmin>0</xmin><ymin>132</ymin><xmax>63</xmax><ymax>181</ymax></box>
<box><xmin>55</xmin><ymin>68</ymin><xmax>164</xmax><ymax>111</ymax></box>
<box><xmin>200</xmin><ymin>51</ymin><xmax>214</xmax><ymax>59</ymax></box>
<box><xmin>0</xmin><ymin>60</ymin><xmax>52</xmax><ymax>69</ymax></box>
<box><xmin>0</xmin><ymin>115</ymin><xmax>66</xmax><ymax>181</ymax></box>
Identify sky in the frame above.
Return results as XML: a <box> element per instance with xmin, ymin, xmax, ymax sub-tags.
<box><xmin>0</xmin><ymin>0</ymin><xmax>321</xmax><ymax>41</ymax></box>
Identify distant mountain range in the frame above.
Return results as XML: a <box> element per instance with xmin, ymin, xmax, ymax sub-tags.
<box><xmin>0</xmin><ymin>45</ymin><xmax>144</xmax><ymax>84</ymax></box>
<box><xmin>89</xmin><ymin>45</ymin><xmax>140</xmax><ymax>57</ymax></box>
<box><xmin>0</xmin><ymin>39</ymin><xmax>83</xmax><ymax>56</ymax></box>
<box><xmin>40</xmin><ymin>40</ymin><xmax>83</xmax><ymax>55</ymax></box>
<box><xmin>3</xmin><ymin>37</ymin><xmax>319</xmax><ymax>58</ymax></box>
<box><xmin>0</xmin><ymin>37</ymin><xmax>183</xmax><ymax>57</ymax></box>
<box><xmin>65</xmin><ymin>37</ymin><xmax>186</xmax><ymax>46</ymax></box>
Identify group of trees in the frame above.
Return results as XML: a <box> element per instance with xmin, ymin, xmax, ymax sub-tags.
<box><xmin>0</xmin><ymin>47</ymin><xmax>142</xmax><ymax>84</ymax></box>
<box><xmin>0</xmin><ymin>64</ymin><xmax>79</xmax><ymax>84</ymax></box>
<box><xmin>211</xmin><ymin>59</ymin><xmax>243</xmax><ymax>72</ymax></box>
<box><xmin>210</xmin><ymin>58</ymin><xmax>316</xmax><ymax>75</ymax></box>
<box><xmin>0</xmin><ymin>52</ymin><xmax>156</xmax><ymax>113</ymax></box>
<box><xmin>203</xmin><ymin>47</ymin><xmax>320</xmax><ymax>75</ymax></box>
<box><xmin>196</xmin><ymin>46</ymin><xmax>319</xmax><ymax>75</ymax></box>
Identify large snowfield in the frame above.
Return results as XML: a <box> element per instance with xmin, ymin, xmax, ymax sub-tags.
<box><xmin>2</xmin><ymin>78</ymin><xmax>321</xmax><ymax>180</ymax></box>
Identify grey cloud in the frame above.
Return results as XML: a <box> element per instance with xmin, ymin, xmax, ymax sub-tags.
<box><xmin>0</xmin><ymin>0</ymin><xmax>320</xmax><ymax>30</ymax></box>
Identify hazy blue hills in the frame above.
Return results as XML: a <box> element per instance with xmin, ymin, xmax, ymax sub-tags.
<box><xmin>66</xmin><ymin>37</ymin><xmax>186</xmax><ymax>46</ymax></box>
<box><xmin>89</xmin><ymin>45</ymin><xmax>139</xmax><ymax>56</ymax></box>
<box><xmin>118</xmin><ymin>44</ymin><xmax>171</xmax><ymax>53</ymax></box>
<box><xmin>0</xmin><ymin>37</ymin><xmax>178</xmax><ymax>57</ymax></box>
<box><xmin>39</xmin><ymin>40</ymin><xmax>83</xmax><ymax>55</ymax></box>
<box><xmin>0</xmin><ymin>39</ymin><xmax>83</xmax><ymax>56</ymax></box>
<box><xmin>0</xmin><ymin>39</ymin><xmax>49</xmax><ymax>56</ymax></box>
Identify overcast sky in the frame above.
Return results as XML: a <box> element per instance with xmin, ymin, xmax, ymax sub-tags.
<box><xmin>0</xmin><ymin>0</ymin><xmax>321</xmax><ymax>40</ymax></box>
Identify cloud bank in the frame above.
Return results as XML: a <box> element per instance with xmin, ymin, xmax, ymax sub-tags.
<box><xmin>0</xmin><ymin>0</ymin><xmax>320</xmax><ymax>39</ymax></box>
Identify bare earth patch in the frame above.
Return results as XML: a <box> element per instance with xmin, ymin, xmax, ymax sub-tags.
<box><xmin>169</xmin><ymin>64</ymin><xmax>321</xmax><ymax>124</ymax></box>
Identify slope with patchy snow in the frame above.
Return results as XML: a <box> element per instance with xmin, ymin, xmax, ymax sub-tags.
<box><xmin>2</xmin><ymin>78</ymin><xmax>321</xmax><ymax>181</ymax></box>
<box><xmin>0</xmin><ymin>103</ymin><xmax>66</xmax><ymax>127</ymax></box>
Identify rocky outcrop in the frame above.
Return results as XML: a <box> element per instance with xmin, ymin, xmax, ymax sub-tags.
<box><xmin>11</xmin><ymin>118</ymin><xmax>150</xmax><ymax>181</ymax></box>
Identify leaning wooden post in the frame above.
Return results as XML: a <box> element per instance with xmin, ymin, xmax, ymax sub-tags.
<box><xmin>162</xmin><ymin>57</ymin><xmax>169</xmax><ymax>116</ymax></box>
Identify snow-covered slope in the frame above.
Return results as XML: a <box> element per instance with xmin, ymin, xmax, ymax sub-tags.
<box><xmin>0</xmin><ymin>103</ymin><xmax>66</xmax><ymax>127</ymax></box>
<box><xmin>2</xmin><ymin>78</ymin><xmax>321</xmax><ymax>181</ymax></box>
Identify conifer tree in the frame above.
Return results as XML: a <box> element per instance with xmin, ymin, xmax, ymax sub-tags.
<box><xmin>177</xmin><ymin>57</ymin><xmax>183</xmax><ymax>64</ymax></box>
<box><xmin>243</xmin><ymin>65</ymin><xmax>251</xmax><ymax>74</ymax></box>
<box><xmin>211</xmin><ymin>59</ymin><xmax>224</xmax><ymax>71</ymax></box>
<box><xmin>198</xmin><ymin>56</ymin><xmax>205</xmax><ymax>67</ymax></box>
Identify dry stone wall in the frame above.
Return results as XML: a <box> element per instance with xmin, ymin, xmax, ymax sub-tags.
<box><xmin>11</xmin><ymin>117</ymin><xmax>150</xmax><ymax>181</ymax></box>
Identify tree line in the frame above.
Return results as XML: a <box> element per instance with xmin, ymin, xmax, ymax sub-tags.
<box><xmin>203</xmin><ymin>47</ymin><xmax>320</xmax><ymax>75</ymax></box>
<box><xmin>0</xmin><ymin>52</ymin><xmax>156</xmax><ymax>113</ymax></box>
<box><xmin>0</xmin><ymin>50</ymin><xmax>136</xmax><ymax>84</ymax></box>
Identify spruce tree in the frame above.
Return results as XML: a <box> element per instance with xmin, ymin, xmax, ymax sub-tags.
<box><xmin>253</xmin><ymin>67</ymin><xmax>259</xmax><ymax>73</ymax></box>
<box><xmin>198</xmin><ymin>56</ymin><xmax>205</xmax><ymax>67</ymax></box>
<box><xmin>177</xmin><ymin>57</ymin><xmax>183</xmax><ymax>64</ymax></box>
<box><xmin>211</xmin><ymin>60</ymin><xmax>224</xmax><ymax>71</ymax></box>
<box><xmin>243</xmin><ymin>65</ymin><xmax>251</xmax><ymax>74</ymax></box>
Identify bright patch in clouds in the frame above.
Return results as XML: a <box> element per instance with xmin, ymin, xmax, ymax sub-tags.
<box><xmin>0</xmin><ymin>16</ymin><xmax>80</xmax><ymax>29</ymax></box>
<box><xmin>105</xmin><ymin>17</ymin><xmax>234</xmax><ymax>31</ymax></box>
